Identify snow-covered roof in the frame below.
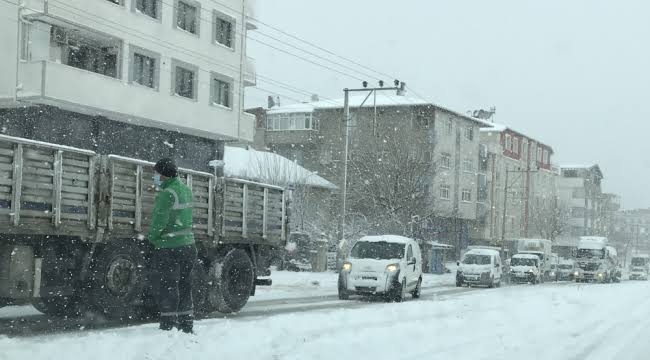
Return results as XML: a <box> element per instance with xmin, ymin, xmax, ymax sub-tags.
<box><xmin>465</xmin><ymin>248</ymin><xmax>500</xmax><ymax>256</ymax></box>
<box><xmin>267</xmin><ymin>94</ymin><xmax>486</xmax><ymax>126</ymax></box>
<box><xmin>474</xmin><ymin>118</ymin><xmax>507</xmax><ymax>132</ymax></box>
<box><xmin>512</xmin><ymin>253</ymin><xmax>541</xmax><ymax>260</ymax></box>
<box><xmin>358</xmin><ymin>235</ymin><xmax>412</xmax><ymax>244</ymax></box>
<box><xmin>216</xmin><ymin>146</ymin><xmax>337</xmax><ymax>190</ymax></box>
<box><xmin>560</xmin><ymin>164</ymin><xmax>598</xmax><ymax>169</ymax></box>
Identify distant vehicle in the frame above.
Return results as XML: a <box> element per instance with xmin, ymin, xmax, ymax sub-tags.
<box><xmin>338</xmin><ymin>235</ymin><xmax>423</xmax><ymax>302</ymax></box>
<box><xmin>456</xmin><ymin>248</ymin><xmax>503</xmax><ymax>288</ymax></box>
<box><xmin>575</xmin><ymin>237</ymin><xmax>620</xmax><ymax>283</ymax></box>
<box><xmin>557</xmin><ymin>259</ymin><xmax>576</xmax><ymax>281</ymax></box>
<box><xmin>513</xmin><ymin>238</ymin><xmax>553</xmax><ymax>281</ymax></box>
<box><xmin>509</xmin><ymin>254</ymin><xmax>543</xmax><ymax>284</ymax></box>
<box><xmin>548</xmin><ymin>253</ymin><xmax>560</xmax><ymax>281</ymax></box>
<box><xmin>629</xmin><ymin>254</ymin><xmax>650</xmax><ymax>281</ymax></box>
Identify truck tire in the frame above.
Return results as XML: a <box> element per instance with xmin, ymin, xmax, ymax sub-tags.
<box><xmin>191</xmin><ymin>259</ymin><xmax>211</xmax><ymax>316</ymax></box>
<box><xmin>31</xmin><ymin>296</ymin><xmax>83</xmax><ymax>318</ymax></box>
<box><xmin>207</xmin><ymin>249</ymin><xmax>254</xmax><ymax>314</ymax></box>
<box><xmin>338</xmin><ymin>275</ymin><xmax>350</xmax><ymax>300</ymax></box>
<box><xmin>89</xmin><ymin>241</ymin><xmax>147</xmax><ymax>320</ymax></box>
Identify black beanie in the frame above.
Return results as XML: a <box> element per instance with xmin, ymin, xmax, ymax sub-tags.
<box><xmin>154</xmin><ymin>158</ymin><xmax>178</xmax><ymax>178</ymax></box>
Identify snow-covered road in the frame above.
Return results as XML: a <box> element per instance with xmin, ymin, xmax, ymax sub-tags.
<box><xmin>2</xmin><ymin>279</ymin><xmax>649</xmax><ymax>360</ymax></box>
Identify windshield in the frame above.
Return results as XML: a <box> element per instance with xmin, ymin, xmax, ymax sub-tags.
<box><xmin>559</xmin><ymin>264</ymin><xmax>573</xmax><ymax>270</ymax></box>
<box><xmin>511</xmin><ymin>258</ymin><xmax>537</xmax><ymax>267</ymax></box>
<box><xmin>350</xmin><ymin>241</ymin><xmax>405</xmax><ymax>260</ymax></box>
<box><xmin>577</xmin><ymin>249</ymin><xmax>604</xmax><ymax>259</ymax></box>
<box><xmin>631</xmin><ymin>258</ymin><xmax>648</xmax><ymax>266</ymax></box>
<box><xmin>462</xmin><ymin>254</ymin><xmax>491</xmax><ymax>265</ymax></box>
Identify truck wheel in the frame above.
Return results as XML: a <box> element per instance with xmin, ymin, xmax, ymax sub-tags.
<box><xmin>32</xmin><ymin>296</ymin><xmax>83</xmax><ymax>318</ymax></box>
<box><xmin>89</xmin><ymin>241</ymin><xmax>146</xmax><ymax>320</ymax></box>
<box><xmin>207</xmin><ymin>249</ymin><xmax>254</xmax><ymax>314</ymax></box>
<box><xmin>393</xmin><ymin>279</ymin><xmax>407</xmax><ymax>303</ymax></box>
<box><xmin>191</xmin><ymin>259</ymin><xmax>211</xmax><ymax>316</ymax></box>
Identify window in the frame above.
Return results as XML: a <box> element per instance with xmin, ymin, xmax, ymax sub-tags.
<box><xmin>465</xmin><ymin>126</ymin><xmax>474</xmax><ymax>141</ymax></box>
<box><xmin>20</xmin><ymin>22</ymin><xmax>29</xmax><ymax>61</ymax></box>
<box><xmin>505</xmin><ymin>134</ymin><xmax>512</xmax><ymax>152</ymax></box>
<box><xmin>462</xmin><ymin>158</ymin><xmax>473</xmax><ymax>173</ymax></box>
<box><xmin>477</xmin><ymin>174</ymin><xmax>488</xmax><ymax>202</ymax></box>
<box><xmin>407</xmin><ymin>245</ymin><xmax>413</xmax><ymax>260</ymax></box>
<box><xmin>543</xmin><ymin>149</ymin><xmax>549</xmax><ymax>164</ymax></box>
<box><xmin>175</xmin><ymin>0</ymin><xmax>200</xmax><ymax>35</ymax></box>
<box><xmin>130</xmin><ymin>49</ymin><xmax>159</xmax><ymax>89</ymax></box>
<box><xmin>563</xmin><ymin>169</ymin><xmax>578</xmax><ymax>178</ymax></box>
<box><xmin>214</xmin><ymin>12</ymin><xmax>234</xmax><ymax>48</ymax></box>
<box><xmin>572</xmin><ymin>207</ymin><xmax>586</xmax><ymax>218</ymax></box>
<box><xmin>537</xmin><ymin>147</ymin><xmax>543</xmax><ymax>162</ymax></box>
<box><xmin>446</xmin><ymin>119</ymin><xmax>453</xmax><ymax>135</ymax></box>
<box><xmin>479</xmin><ymin>144</ymin><xmax>488</xmax><ymax>172</ymax></box>
<box><xmin>58</xmin><ymin>27</ymin><xmax>121</xmax><ymax>79</ymax></box>
<box><xmin>211</xmin><ymin>74</ymin><xmax>232</xmax><ymax>108</ymax></box>
<box><xmin>462</xmin><ymin>189</ymin><xmax>472</xmax><ymax>202</ymax></box>
<box><xmin>267</xmin><ymin>113</ymin><xmax>316</xmax><ymax>131</ymax></box>
<box><xmin>440</xmin><ymin>185</ymin><xmax>450</xmax><ymax>200</ymax></box>
<box><xmin>172</xmin><ymin>61</ymin><xmax>197</xmax><ymax>99</ymax></box>
<box><xmin>414</xmin><ymin>115</ymin><xmax>430</xmax><ymax>129</ymax></box>
<box><xmin>522</xmin><ymin>139</ymin><xmax>528</xmax><ymax>161</ymax></box>
<box><xmin>513</xmin><ymin>137</ymin><xmax>519</xmax><ymax>155</ymax></box>
<box><xmin>135</xmin><ymin>0</ymin><xmax>159</xmax><ymax>19</ymax></box>
<box><xmin>440</xmin><ymin>153</ymin><xmax>451</xmax><ymax>169</ymax></box>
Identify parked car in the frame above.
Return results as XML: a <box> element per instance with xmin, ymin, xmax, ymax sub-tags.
<box><xmin>456</xmin><ymin>248</ymin><xmax>503</xmax><ymax>288</ymax></box>
<box><xmin>338</xmin><ymin>235</ymin><xmax>423</xmax><ymax>302</ymax></box>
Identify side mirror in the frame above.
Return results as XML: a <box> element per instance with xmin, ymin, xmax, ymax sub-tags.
<box><xmin>457</xmin><ymin>261</ymin><xmax>460</xmax><ymax>266</ymax></box>
<box><xmin>408</xmin><ymin>258</ymin><xmax>417</xmax><ymax>265</ymax></box>
<box><xmin>495</xmin><ymin>263</ymin><xmax>499</xmax><ymax>268</ymax></box>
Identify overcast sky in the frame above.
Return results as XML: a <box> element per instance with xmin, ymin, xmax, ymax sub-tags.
<box><xmin>247</xmin><ymin>0</ymin><xmax>650</xmax><ymax>209</ymax></box>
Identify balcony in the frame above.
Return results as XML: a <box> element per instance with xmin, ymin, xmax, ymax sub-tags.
<box><xmin>245</xmin><ymin>1</ymin><xmax>258</xmax><ymax>30</ymax></box>
<box><xmin>244</xmin><ymin>57</ymin><xmax>256</xmax><ymax>87</ymax></box>
<box><xmin>17</xmin><ymin>60</ymin><xmax>246</xmax><ymax>141</ymax></box>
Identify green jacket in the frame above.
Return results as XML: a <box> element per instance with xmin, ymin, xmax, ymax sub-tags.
<box><xmin>148</xmin><ymin>177</ymin><xmax>195</xmax><ymax>249</ymax></box>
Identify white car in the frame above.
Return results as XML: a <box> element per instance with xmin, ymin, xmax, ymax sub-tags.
<box><xmin>456</xmin><ymin>248</ymin><xmax>502</xmax><ymax>288</ymax></box>
<box><xmin>338</xmin><ymin>235</ymin><xmax>423</xmax><ymax>302</ymax></box>
<box><xmin>509</xmin><ymin>254</ymin><xmax>542</xmax><ymax>284</ymax></box>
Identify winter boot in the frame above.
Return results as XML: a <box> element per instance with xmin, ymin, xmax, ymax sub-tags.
<box><xmin>177</xmin><ymin>315</ymin><xmax>194</xmax><ymax>334</ymax></box>
<box><xmin>159</xmin><ymin>316</ymin><xmax>176</xmax><ymax>331</ymax></box>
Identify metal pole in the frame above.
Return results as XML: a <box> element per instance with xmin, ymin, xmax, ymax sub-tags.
<box><xmin>501</xmin><ymin>169</ymin><xmax>509</xmax><ymax>245</ymax></box>
<box><xmin>340</xmin><ymin>89</ymin><xmax>350</xmax><ymax>246</ymax></box>
<box><xmin>237</xmin><ymin>0</ymin><xmax>247</xmax><ymax>140</ymax></box>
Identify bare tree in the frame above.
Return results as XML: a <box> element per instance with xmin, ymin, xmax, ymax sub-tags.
<box><xmin>347</xmin><ymin>125</ymin><xmax>435</xmax><ymax>235</ymax></box>
<box><xmin>530</xmin><ymin>197</ymin><xmax>570</xmax><ymax>241</ymax></box>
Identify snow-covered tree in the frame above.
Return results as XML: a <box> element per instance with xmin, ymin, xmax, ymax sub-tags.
<box><xmin>530</xmin><ymin>197</ymin><xmax>570</xmax><ymax>241</ymax></box>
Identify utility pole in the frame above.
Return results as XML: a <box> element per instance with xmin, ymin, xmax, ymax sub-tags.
<box><xmin>338</xmin><ymin>80</ymin><xmax>406</xmax><ymax>263</ymax></box>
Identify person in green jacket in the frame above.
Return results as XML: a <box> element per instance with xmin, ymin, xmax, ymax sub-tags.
<box><xmin>149</xmin><ymin>158</ymin><xmax>197</xmax><ymax>333</ymax></box>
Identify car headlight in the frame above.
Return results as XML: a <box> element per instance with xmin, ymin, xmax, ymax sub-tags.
<box><xmin>550</xmin><ymin>271</ymin><xmax>556</xmax><ymax>276</ymax></box>
<box><xmin>598</xmin><ymin>273</ymin><xmax>603</xmax><ymax>278</ymax></box>
<box><xmin>386</xmin><ymin>264</ymin><xmax>399</xmax><ymax>272</ymax></box>
<box><xmin>574</xmin><ymin>271</ymin><xmax>579</xmax><ymax>276</ymax></box>
<box><xmin>342</xmin><ymin>262</ymin><xmax>352</xmax><ymax>272</ymax></box>
<box><xmin>528</xmin><ymin>269</ymin><xmax>535</xmax><ymax>273</ymax></box>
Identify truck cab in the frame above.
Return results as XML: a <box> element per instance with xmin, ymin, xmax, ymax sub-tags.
<box><xmin>574</xmin><ymin>237</ymin><xmax>619</xmax><ymax>283</ymax></box>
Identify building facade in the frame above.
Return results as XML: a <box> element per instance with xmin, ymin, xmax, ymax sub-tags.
<box><xmin>253</xmin><ymin>94</ymin><xmax>485</xmax><ymax>253</ymax></box>
<box><xmin>474</xmin><ymin>122</ymin><xmax>557</xmax><ymax>244</ymax></box>
<box><xmin>557</xmin><ymin>164</ymin><xmax>604</xmax><ymax>238</ymax></box>
<box><xmin>0</xmin><ymin>0</ymin><xmax>256</xmax><ymax>170</ymax></box>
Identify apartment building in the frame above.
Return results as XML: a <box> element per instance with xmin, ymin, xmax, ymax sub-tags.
<box><xmin>253</xmin><ymin>94</ymin><xmax>485</xmax><ymax>251</ymax></box>
<box><xmin>0</xmin><ymin>0</ymin><xmax>256</xmax><ymax>169</ymax></box>
<box><xmin>612</xmin><ymin>208</ymin><xmax>650</xmax><ymax>255</ymax></box>
<box><xmin>475</xmin><ymin>120</ymin><xmax>557</xmax><ymax>243</ymax></box>
<box><xmin>557</xmin><ymin>164</ymin><xmax>604</xmax><ymax>238</ymax></box>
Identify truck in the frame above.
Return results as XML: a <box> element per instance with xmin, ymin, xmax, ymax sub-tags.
<box><xmin>574</xmin><ymin>237</ymin><xmax>620</xmax><ymax>283</ymax></box>
<box><xmin>0</xmin><ymin>134</ymin><xmax>289</xmax><ymax>319</ymax></box>
<box><xmin>629</xmin><ymin>253</ymin><xmax>650</xmax><ymax>280</ymax></box>
<box><xmin>509</xmin><ymin>253</ymin><xmax>543</xmax><ymax>284</ymax></box>
<box><xmin>513</xmin><ymin>238</ymin><xmax>553</xmax><ymax>281</ymax></box>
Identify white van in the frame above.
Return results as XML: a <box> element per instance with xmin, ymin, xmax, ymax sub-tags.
<box><xmin>456</xmin><ymin>248</ymin><xmax>502</xmax><ymax>288</ymax></box>
<box><xmin>338</xmin><ymin>235</ymin><xmax>423</xmax><ymax>302</ymax></box>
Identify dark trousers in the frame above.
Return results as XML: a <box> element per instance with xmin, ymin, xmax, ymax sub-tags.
<box><xmin>152</xmin><ymin>244</ymin><xmax>197</xmax><ymax>331</ymax></box>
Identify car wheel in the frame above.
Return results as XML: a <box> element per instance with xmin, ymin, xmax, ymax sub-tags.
<box><xmin>394</xmin><ymin>279</ymin><xmax>406</xmax><ymax>303</ymax></box>
<box><xmin>338</xmin><ymin>275</ymin><xmax>349</xmax><ymax>300</ymax></box>
<box><xmin>488</xmin><ymin>276</ymin><xmax>495</xmax><ymax>288</ymax></box>
<box><xmin>412</xmin><ymin>277</ymin><xmax>422</xmax><ymax>299</ymax></box>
